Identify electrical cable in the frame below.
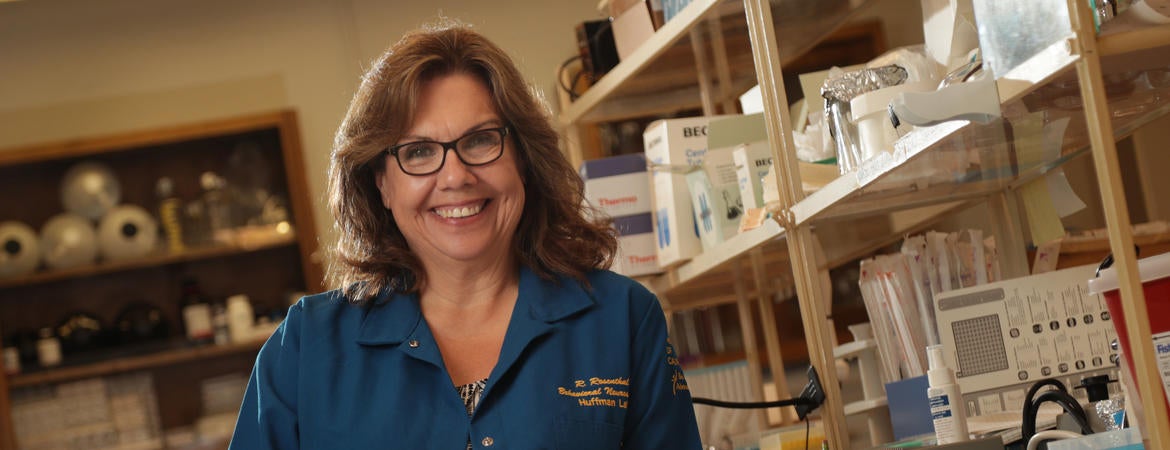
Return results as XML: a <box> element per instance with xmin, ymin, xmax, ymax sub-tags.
<box><xmin>1020</xmin><ymin>376</ymin><xmax>1071</xmax><ymax>444</ymax></box>
<box><xmin>1026</xmin><ymin>430</ymin><xmax>1084</xmax><ymax>450</ymax></box>
<box><xmin>557</xmin><ymin>54</ymin><xmax>584</xmax><ymax>101</ymax></box>
<box><xmin>1024</xmin><ymin>378</ymin><xmax>1069</xmax><ymax>404</ymax></box>
<box><xmin>558</xmin><ymin>19</ymin><xmax>616</xmax><ymax>101</ymax></box>
<box><xmin>805</xmin><ymin>416</ymin><xmax>810</xmax><ymax>450</ymax></box>
<box><xmin>1021</xmin><ymin>389</ymin><xmax>1093</xmax><ymax>444</ymax></box>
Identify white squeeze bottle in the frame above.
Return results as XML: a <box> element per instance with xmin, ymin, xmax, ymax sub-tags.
<box><xmin>927</xmin><ymin>344</ymin><xmax>969</xmax><ymax>444</ymax></box>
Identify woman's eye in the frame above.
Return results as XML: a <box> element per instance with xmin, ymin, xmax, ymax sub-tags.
<box><xmin>401</xmin><ymin>144</ymin><xmax>436</xmax><ymax>160</ymax></box>
<box><xmin>464</xmin><ymin>132</ymin><xmax>499</xmax><ymax>149</ymax></box>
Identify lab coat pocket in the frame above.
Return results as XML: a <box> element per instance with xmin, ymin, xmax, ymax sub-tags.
<box><xmin>554</xmin><ymin>417</ymin><xmax>622</xmax><ymax>450</ymax></box>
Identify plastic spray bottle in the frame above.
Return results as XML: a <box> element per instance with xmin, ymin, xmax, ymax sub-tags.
<box><xmin>927</xmin><ymin>344</ymin><xmax>969</xmax><ymax>444</ymax></box>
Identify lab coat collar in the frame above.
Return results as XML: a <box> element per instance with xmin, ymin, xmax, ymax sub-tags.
<box><xmin>483</xmin><ymin>266</ymin><xmax>595</xmax><ymax>411</ymax></box>
<box><xmin>353</xmin><ymin>266</ymin><xmax>595</xmax><ymax>346</ymax></box>
<box><xmin>355</xmin><ymin>288</ymin><xmax>421</xmax><ymax>346</ymax></box>
<box><xmin>519</xmin><ymin>266</ymin><xmax>596</xmax><ymax>323</ymax></box>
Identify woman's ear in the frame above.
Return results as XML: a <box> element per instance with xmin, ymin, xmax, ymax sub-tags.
<box><xmin>373</xmin><ymin>171</ymin><xmax>392</xmax><ymax>210</ymax></box>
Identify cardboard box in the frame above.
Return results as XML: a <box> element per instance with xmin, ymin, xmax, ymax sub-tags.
<box><xmin>661</xmin><ymin>0</ymin><xmax>694</xmax><ymax>23</ymax></box>
<box><xmin>643</xmin><ymin>116</ymin><xmax>717</xmax><ymax>267</ymax></box>
<box><xmin>733</xmin><ymin>142</ymin><xmax>774</xmax><ymax>210</ymax></box>
<box><xmin>689</xmin><ymin>114</ymin><xmax>772</xmax><ymax>248</ymax></box>
<box><xmin>612</xmin><ymin>213</ymin><xmax>660</xmax><ymax>276</ymax></box>
<box><xmin>685</xmin><ymin>168</ymin><xmax>740</xmax><ymax>250</ymax></box>
<box><xmin>581</xmin><ymin>153</ymin><xmax>652</xmax><ymax>218</ymax></box>
<box><xmin>612</xmin><ymin>1</ymin><xmax>657</xmax><ymax>60</ymax></box>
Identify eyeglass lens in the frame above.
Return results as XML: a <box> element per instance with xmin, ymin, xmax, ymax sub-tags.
<box><xmin>396</xmin><ymin>128</ymin><xmax>504</xmax><ymax>175</ymax></box>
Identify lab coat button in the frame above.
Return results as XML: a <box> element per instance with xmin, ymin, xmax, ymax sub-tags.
<box><xmin>481</xmin><ymin>436</ymin><xmax>494</xmax><ymax>447</ymax></box>
<box><xmin>408</xmin><ymin>339</ymin><xmax>419</xmax><ymax>348</ymax></box>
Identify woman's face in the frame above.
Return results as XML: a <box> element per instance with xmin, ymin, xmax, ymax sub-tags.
<box><xmin>375</xmin><ymin>72</ymin><xmax>526</xmax><ymax>269</ymax></box>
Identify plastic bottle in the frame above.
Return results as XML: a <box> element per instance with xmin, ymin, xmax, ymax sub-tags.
<box><xmin>36</xmin><ymin>327</ymin><xmax>61</xmax><ymax>367</ymax></box>
<box><xmin>226</xmin><ymin>294</ymin><xmax>255</xmax><ymax>343</ymax></box>
<box><xmin>927</xmin><ymin>344</ymin><xmax>969</xmax><ymax>444</ymax></box>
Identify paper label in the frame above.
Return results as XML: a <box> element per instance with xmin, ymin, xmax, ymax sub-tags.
<box><xmin>585</xmin><ymin>172</ymin><xmax>652</xmax><ymax>217</ymax></box>
<box><xmin>1152</xmin><ymin>330</ymin><xmax>1170</xmax><ymax>408</ymax></box>
<box><xmin>1020</xmin><ymin>178</ymin><xmax>1066</xmax><ymax>246</ymax></box>
<box><xmin>184</xmin><ymin>304</ymin><xmax>214</xmax><ymax>339</ymax></box>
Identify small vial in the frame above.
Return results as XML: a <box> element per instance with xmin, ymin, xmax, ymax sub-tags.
<box><xmin>36</xmin><ymin>328</ymin><xmax>62</xmax><ymax>367</ymax></box>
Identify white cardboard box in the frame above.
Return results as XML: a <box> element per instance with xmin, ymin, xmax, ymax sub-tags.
<box><xmin>733</xmin><ymin>142</ymin><xmax>774</xmax><ymax>210</ymax></box>
<box><xmin>581</xmin><ymin>153</ymin><xmax>652</xmax><ymax>218</ymax></box>
<box><xmin>689</xmin><ymin>114</ymin><xmax>771</xmax><ymax>249</ymax></box>
<box><xmin>686</xmin><ymin>148</ymin><xmax>742</xmax><ymax>250</ymax></box>
<box><xmin>612</xmin><ymin>213</ymin><xmax>661</xmax><ymax>276</ymax></box>
<box><xmin>643</xmin><ymin>116</ymin><xmax>717</xmax><ymax>267</ymax></box>
<box><xmin>611</xmin><ymin>1</ymin><xmax>657</xmax><ymax>61</ymax></box>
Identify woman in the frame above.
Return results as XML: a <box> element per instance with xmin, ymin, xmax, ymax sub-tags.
<box><xmin>230</xmin><ymin>23</ymin><xmax>702</xmax><ymax>449</ymax></box>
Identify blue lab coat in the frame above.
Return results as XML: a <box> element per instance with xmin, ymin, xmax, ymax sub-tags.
<box><xmin>229</xmin><ymin>267</ymin><xmax>702</xmax><ymax>449</ymax></box>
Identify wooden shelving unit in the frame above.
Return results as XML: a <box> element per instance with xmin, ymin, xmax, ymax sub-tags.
<box><xmin>0</xmin><ymin>110</ymin><xmax>322</xmax><ymax>450</ymax></box>
<box><xmin>0</xmin><ymin>237</ymin><xmax>298</xmax><ymax>290</ymax></box>
<box><xmin>560</xmin><ymin>0</ymin><xmax>1170</xmax><ymax>447</ymax></box>
<box><xmin>8</xmin><ymin>338</ymin><xmax>266</xmax><ymax>389</ymax></box>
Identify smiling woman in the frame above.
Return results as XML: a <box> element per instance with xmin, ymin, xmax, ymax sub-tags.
<box><xmin>373</xmin><ymin>74</ymin><xmax>528</xmax><ymax>283</ymax></box>
<box><xmin>228</xmin><ymin>21</ymin><xmax>702</xmax><ymax>450</ymax></box>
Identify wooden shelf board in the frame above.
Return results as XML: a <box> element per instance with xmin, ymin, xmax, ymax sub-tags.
<box><xmin>559</xmin><ymin>0</ymin><xmax>876</xmax><ymax>124</ymax></box>
<box><xmin>0</xmin><ymin>111</ymin><xmax>294</xmax><ymax>168</ymax></box>
<box><xmin>8</xmin><ymin>338</ymin><xmax>266</xmax><ymax>388</ymax></box>
<box><xmin>640</xmin><ymin>200</ymin><xmax>958</xmax><ymax>308</ymax></box>
<box><xmin>559</xmin><ymin>0</ymin><xmax>725</xmax><ymax>125</ymax></box>
<box><xmin>0</xmin><ymin>235</ymin><xmax>298</xmax><ymax>290</ymax></box>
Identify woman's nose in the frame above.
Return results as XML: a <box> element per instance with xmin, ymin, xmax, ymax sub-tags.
<box><xmin>436</xmin><ymin>149</ymin><xmax>476</xmax><ymax>189</ymax></box>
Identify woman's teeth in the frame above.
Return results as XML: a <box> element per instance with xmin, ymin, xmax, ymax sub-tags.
<box><xmin>435</xmin><ymin>203</ymin><xmax>484</xmax><ymax>219</ymax></box>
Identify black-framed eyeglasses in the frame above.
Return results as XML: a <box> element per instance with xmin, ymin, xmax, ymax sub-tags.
<box><xmin>384</xmin><ymin>126</ymin><xmax>510</xmax><ymax>176</ymax></box>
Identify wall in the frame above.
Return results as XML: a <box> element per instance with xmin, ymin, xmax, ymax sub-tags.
<box><xmin>0</xmin><ymin>0</ymin><xmax>600</xmax><ymax>274</ymax></box>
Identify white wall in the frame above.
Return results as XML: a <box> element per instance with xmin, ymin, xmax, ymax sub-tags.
<box><xmin>0</xmin><ymin>0</ymin><xmax>599</xmax><ymax>255</ymax></box>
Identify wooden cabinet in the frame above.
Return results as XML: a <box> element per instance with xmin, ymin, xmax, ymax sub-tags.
<box><xmin>0</xmin><ymin>110</ymin><xmax>322</xmax><ymax>450</ymax></box>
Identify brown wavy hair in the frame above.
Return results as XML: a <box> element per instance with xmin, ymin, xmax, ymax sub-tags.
<box><xmin>327</xmin><ymin>22</ymin><xmax>617</xmax><ymax>302</ymax></box>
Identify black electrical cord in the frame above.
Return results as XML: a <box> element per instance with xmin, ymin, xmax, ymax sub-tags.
<box><xmin>557</xmin><ymin>54</ymin><xmax>584</xmax><ymax>101</ymax></box>
<box><xmin>558</xmin><ymin>19</ymin><xmax>616</xmax><ymax>101</ymax></box>
<box><xmin>1021</xmin><ymin>378</ymin><xmax>1074</xmax><ymax>445</ymax></box>
<box><xmin>1024</xmin><ymin>378</ymin><xmax>1069</xmax><ymax>406</ymax></box>
<box><xmin>805</xmin><ymin>416</ymin><xmax>810</xmax><ymax>450</ymax></box>
<box><xmin>1021</xmin><ymin>389</ymin><xmax>1094</xmax><ymax>444</ymax></box>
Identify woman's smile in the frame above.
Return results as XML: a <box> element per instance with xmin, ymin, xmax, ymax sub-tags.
<box><xmin>432</xmin><ymin>199</ymin><xmax>488</xmax><ymax>220</ymax></box>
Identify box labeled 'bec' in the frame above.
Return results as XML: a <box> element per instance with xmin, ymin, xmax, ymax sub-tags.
<box><xmin>612</xmin><ymin>213</ymin><xmax>660</xmax><ymax>277</ymax></box>
<box><xmin>733</xmin><ymin>141</ymin><xmax>773</xmax><ymax>210</ymax></box>
<box><xmin>687</xmin><ymin>114</ymin><xmax>768</xmax><ymax>250</ymax></box>
<box><xmin>643</xmin><ymin>116</ymin><xmax>720</xmax><ymax>267</ymax></box>
<box><xmin>580</xmin><ymin>153</ymin><xmax>651</xmax><ymax>217</ymax></box>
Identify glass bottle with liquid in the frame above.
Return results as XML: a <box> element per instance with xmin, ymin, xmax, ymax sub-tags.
<box><xmin>155</xmin><ymin>177</ymin><xmax>185</xmax><ymax>253</ymax></box>
<box><xmin>201</xmin><ymin>172</ymin><xmax>234</xmax><ymax>244</ymax></box>
<box><xmin>180</xmin><ymin>279</ymin><xmax>214</xmax><ymax>345</ymax></box>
